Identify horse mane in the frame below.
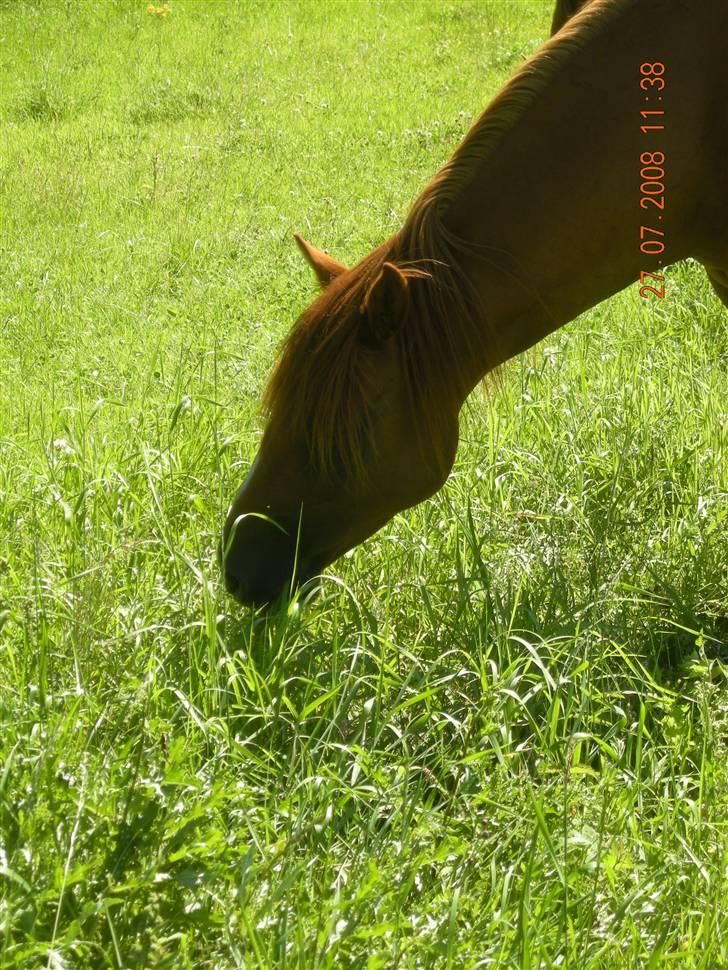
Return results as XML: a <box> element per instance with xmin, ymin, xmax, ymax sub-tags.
<box><xmin>262</xmin><ymin>0</ymin><xmax>615</xmax><ymax>487</ymax></box>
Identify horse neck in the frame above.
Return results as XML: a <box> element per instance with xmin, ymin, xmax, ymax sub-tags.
<box><xmin>436</xmin><ymin>0</ymin><xmax>726</xmax><ymax>401</ymax></box>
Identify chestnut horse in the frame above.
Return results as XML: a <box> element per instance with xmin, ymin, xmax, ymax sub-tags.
<box><xmin>222</xmin><ymin>0</ymin><xmax>728</xmax><ymax>605</ymax></box>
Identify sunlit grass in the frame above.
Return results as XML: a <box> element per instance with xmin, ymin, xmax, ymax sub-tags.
<box><xmin>1</xmin><ymin>1</ymin><xmax>726</xmax><ymax>967</ymax></box>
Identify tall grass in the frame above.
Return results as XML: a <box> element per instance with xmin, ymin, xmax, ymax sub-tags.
<box><xmin>0</xmin><ymin>1</ymin><xmax>726</xmax><ymax>967</ymax></box>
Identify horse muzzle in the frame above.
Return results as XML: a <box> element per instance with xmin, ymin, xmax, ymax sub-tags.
<box><xmin>221</xmin><ymin>511</ymin><xmax>297</xmax><ymax>606</ymax></box>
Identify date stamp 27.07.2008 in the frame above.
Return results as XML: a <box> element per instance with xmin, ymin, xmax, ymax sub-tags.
<box><xmin>638</xmin><ymin>61</ymin><xmax>668</xmax><ymax>300</ymax></box>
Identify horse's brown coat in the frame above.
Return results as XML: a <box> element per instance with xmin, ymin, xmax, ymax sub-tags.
<box><xmin>222</xmin><ymin>0</ymin><xmax>728</xmax><ymax>606</ymax></box>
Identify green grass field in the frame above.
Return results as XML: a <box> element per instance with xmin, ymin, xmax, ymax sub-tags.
<box><xmin>1</xmin><ymin>1</ymin><xmax>727</xmax><ymax>966</ymax></box>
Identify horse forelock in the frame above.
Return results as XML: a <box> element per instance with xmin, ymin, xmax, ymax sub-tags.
<box><xmin>261</xmin><ymin>243</ymin><xmax>394</xmax><ymax>485</ymax></box>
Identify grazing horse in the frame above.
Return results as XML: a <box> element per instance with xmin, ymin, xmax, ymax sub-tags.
<box><xmin>222</xmin><ymin>0</ymin><xmax>728</xmax><ymax>606</ymax></box>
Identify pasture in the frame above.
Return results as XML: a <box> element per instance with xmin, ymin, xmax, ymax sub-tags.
<box><xmin>1</xmin><ymin>0</ymin><xmax>727</xmax><ymax>966</ymax></box>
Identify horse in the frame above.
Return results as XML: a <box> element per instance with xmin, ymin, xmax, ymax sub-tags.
<box><xmin>222</xmin><ymin>0</ymin><xmax>728</xmax><ymax>606</ymax></box>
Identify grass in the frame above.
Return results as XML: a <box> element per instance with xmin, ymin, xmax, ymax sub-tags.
<box><xmin>0</xmin><ymin>1</ymin><xmax>726</xmax><ymax>967</ymax></box>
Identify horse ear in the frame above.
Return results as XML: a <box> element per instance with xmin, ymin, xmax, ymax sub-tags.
<box><xmin>360</xmin><ymin>262</ymin><xmax>409</xmax><ymax>344</ymax></box>
<box><xmin>294</xmin><ymin>232</ymin><xmax>348</xmax><ymax>288</ymax></box>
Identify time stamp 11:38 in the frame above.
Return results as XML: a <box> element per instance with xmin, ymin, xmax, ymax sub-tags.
<box><xmin>638</xmin><ymin>61</ymin><xmax>667</xmax><ymax>300</ymax></box>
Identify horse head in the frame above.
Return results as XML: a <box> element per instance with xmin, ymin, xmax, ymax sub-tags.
<box><xmin>221</xmin><ymin>233</ymin><xmax>459</xmax><ymax>606</ymax></box>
